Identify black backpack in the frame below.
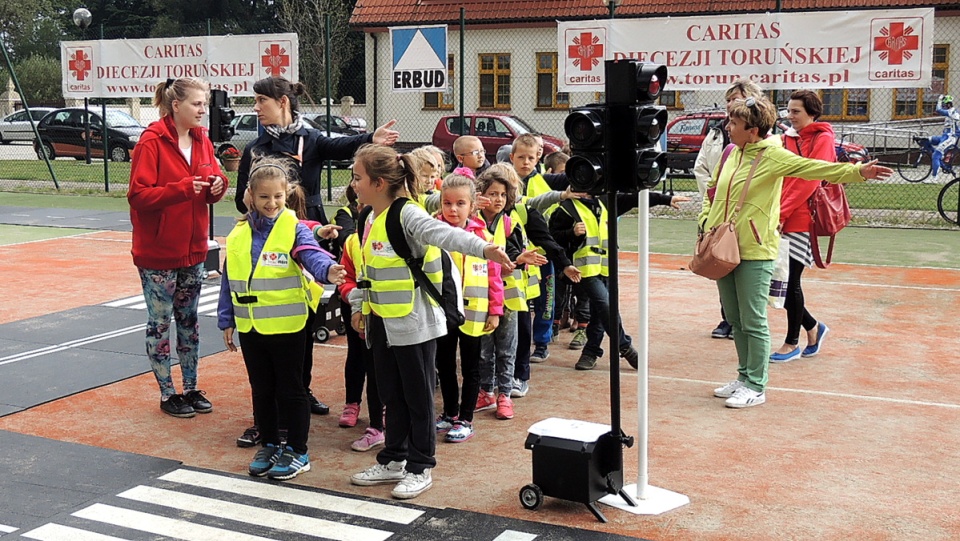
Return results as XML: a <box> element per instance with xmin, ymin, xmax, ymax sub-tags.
<box><xmin>358</xmin><ymin>198</ymin><xmax>465</xmax><ymax>328</ymax></box>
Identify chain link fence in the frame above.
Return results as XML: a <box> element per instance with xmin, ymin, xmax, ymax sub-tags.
<box><xmin>3</xmin><ymin>14</ymin><xmax>960</xmax><ymax>228</ymax></box>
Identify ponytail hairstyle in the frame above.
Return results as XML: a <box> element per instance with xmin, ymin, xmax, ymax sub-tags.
<box><xmin>252</xmin><ymin>76</ymin><xmax>307</xmax><ymax>119</ymax></box>
<box><xmin>153</xmin><ymin>78</ymin><xmax>209</xmax><ymax>118</ymax></box>
<box><xmin>286</xmin><ymin>183</ymin><xmax>308</xmax><ymax>220</ymax></box>
<box><xmin>476</xmin><ymin>162</ymin><xmax>519</xmax><ymax>211</ymax></box>
<box><xmin>238</xmin><ymin>157</ymin><xmax>295</xmax><ymax>222</ymax></box>
<box><xmin>353</xmin><ymin>144</ymin><xmax>423</xmax><ymax>202</ymax></box>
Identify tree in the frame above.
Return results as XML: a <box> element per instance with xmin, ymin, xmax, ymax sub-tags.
<box><xmin>277</xmin><ymin>0</ymin><xmax>359</xmax><ymax>105</ymax></box>
<box><xmin>14</xmin><ymin>55</ymin><xmax>63</xmax><ymax>104</ymax></box>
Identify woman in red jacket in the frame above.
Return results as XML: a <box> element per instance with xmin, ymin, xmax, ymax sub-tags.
<box><xmin>127</xmin><ymin>78</ymin><xmax>228</xmax><ymax>417</ymax></box>
<box><xmin>770</xmin><ymin>90</ymin><xmax>831</xmax><ymax>363</ymax></box>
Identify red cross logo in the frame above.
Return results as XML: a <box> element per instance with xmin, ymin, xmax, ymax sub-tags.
<box><xmin>261</xmin><ymin>43</ymin><xmax>291</xmax><ymax>76</ymax></box>
<box><xmin>873</xmin><ymin>22</ymin><xmax>920</xmax><ymax>65</ymax></box>
<box><xmin>68</xmin><ymin>49</ymin><xmax>92</xmax><ymax>81</ymax></box>
<box><xmin>568</xmin><ymin>32</ymin><xmax>604</xmax><ymax>72</ymax></box>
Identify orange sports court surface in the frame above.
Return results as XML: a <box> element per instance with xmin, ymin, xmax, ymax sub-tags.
<box><xmin>1</xmin><ymin>228</ymin><xmax>959</xmax><ymax>540</ymax></box>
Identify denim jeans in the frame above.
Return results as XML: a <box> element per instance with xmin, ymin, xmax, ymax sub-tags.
<box><xmin>575</xmin><ymin>275</ymin><xmax>631</xmax><ymax>359</ymax></box>
<box><xmin>531</xmin><ymin>261</ymin><xmax>554</xmax><ymax>346</ymax></box>
<box><xmin>138</xmin><ymin>264</ymin><xmax>204</xmax><ymax>399</ymax></box>
<box><xmin>480</xmin><ymin>308</ymin><xmax>518</xmax><ymax>395</ymax></box>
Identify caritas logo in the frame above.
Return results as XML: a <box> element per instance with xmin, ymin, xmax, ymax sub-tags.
<box><xmin>869</xmin><ymin>18</ymin><xmax>923</xmax><ymax>81</ymax></box>
<box><xmin>259</xmin><ymin>40</ymin><xmax>293</xmax><ymax>78</ymax></box>
<box><xmin>66</xmin><ymin>46</ymin><xmax>94</xmax><ymax>92</ymax></box>
<box><xmin>563</xmin><ymin>27</ymin><xmax>606</xmax><ymax>86</ymax></box>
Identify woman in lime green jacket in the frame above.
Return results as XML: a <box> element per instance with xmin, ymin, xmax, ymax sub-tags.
<box><xmin>699</xmin><ymin>96</ymin><xmax>892</xmax><ymax>409</ymax></box>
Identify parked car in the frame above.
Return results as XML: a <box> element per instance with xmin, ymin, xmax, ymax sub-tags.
<box><xmin>33</xmin><ymin>108</ymin><xmax>144</xmax><ymax>162</ymax></box>
<box><xmin>665</xmin><ymin>109</ymin><xmax>868</xmax><ymax>163</ymax></box>
<box><xmin>0</xmin><ymin>107</ymin><xmax>55</xmax><ymax>144</ymax></box>
<box><xmin>432</xmin><ymin>113</ymin><xmax>564</xmax><ymax>160</ymax></box>
<box><xmin>340</xmin><ymin>116</ymin><xmax>367</xmax><ymax>134</ymax></box>
<box><xmin>218</xmin><ymin>112</ymin><xmax>349</xmax><ymax>167</ymax></box>
<box><xmin>301</xmin><ymin>113</ymin><xmax>360</xmax><ymax>135</ymax></box>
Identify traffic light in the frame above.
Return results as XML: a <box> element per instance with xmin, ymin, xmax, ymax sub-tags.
<box><xmin>605</xmin><ymin>60</ymin><xmax>668</xmax><ymax>192</ymax></box>
<box><xmin>209</xmin><ymin>89</ymin><xmax>235</xmax><ymax>143</ymax></box>
<box><xmin>562</xmin><ymin>60</ymin><xmax>668</xmax><ymax>194</ymax></box>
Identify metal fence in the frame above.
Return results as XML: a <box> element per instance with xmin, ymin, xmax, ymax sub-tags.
<box><xmin>3</xmin><ymin>15</ymin><xmax>960</xmax><ymax>229</ymax></box>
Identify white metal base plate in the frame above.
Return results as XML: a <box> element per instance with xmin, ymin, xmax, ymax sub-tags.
<box><xmin>598</xmin><ymin>484</ymin><xmax>689</xmax><ymax>516</ymax></box>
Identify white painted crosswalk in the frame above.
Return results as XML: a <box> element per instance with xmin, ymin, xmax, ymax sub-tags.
<box><xmin>19</xmin><ymin>468</ymin><xmax>425</xmax><ymax>541</ymax></box>
<box><xmin>102</xmin><ymin>283</ymin><xmax>222</xmax><ymax>317</ymax></box>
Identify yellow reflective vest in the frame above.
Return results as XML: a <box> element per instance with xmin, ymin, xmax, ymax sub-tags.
<box><xmin>450</xmin><ymin>232</ymin><xmax>492</xmax><ymax>337</ymax></box>
<box><xmin>226</xmin><ymin>209</ymin><xmax>310</xmax><ymax>334</ymax></box>
<box><xmin>509</xmin><ymin>204</ymin><xmax>541</xmax><ymax>301</ymax></box>
<box><xmin>562</xmin><ymin>199</ymin><xmax>609</xmax><ymax>278</ymax></box>
<box><xmin>488</xmin><ymin>213</ymin><xmax>526</xmax><ymax>313</ymax></box>
<box><xmin>359</xmin><ymin>202</ymin><xmax>443</xmax><ymax>318</ymax></box>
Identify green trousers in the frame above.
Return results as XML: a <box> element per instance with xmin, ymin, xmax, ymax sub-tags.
<box><xmin>716</xmin><ymin>260</ymin><xmax>775</xmax><ymax>392</ymax></box>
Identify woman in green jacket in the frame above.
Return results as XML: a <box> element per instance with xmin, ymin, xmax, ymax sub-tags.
<box><xmin>699</xmin><ymin>96</ymin><xmax>892</xmax><ymax>409</ymax></box>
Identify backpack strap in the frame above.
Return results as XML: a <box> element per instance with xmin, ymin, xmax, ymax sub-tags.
<box><xmin>383</xmin><ymin>197</ymin><xmax>446</xmax><ymax>307</ymax></box>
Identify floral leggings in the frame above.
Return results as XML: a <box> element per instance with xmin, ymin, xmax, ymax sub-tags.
<box><xmin>137</xmin><ymin>264</ymin><xmax>204</xmax><ymax>399</ymax></box>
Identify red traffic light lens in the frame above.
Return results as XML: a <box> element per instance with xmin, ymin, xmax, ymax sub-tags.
<box><xmin>648</xmin><ymin>75</ymin><xmax>661</xmax><ymax>98</ymax></box>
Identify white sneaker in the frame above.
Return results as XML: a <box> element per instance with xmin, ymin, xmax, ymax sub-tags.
<box><xmin>350</xmin><ymin>460</ymin><xmax>407</xmax><ymax>486</ymax></box>
<box><xmin>713</xmin><ymin>380</ymin><xmax>745</xmax><ymax>398</ymax></box>
<box><xmin>725</xmin><ymin>386</ymin><xmax>766</xmax><ymax>408</ymax></box>
<box><xmin>391</xmin><ymin>468</ymin><xmax>432</xmax><ymax>499</ymax></box>
<box><xmin>510</xmin><ymin>378</ymin><xmax>529</xmax><ymax>398</ymax></box>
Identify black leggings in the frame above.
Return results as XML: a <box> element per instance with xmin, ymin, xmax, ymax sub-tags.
<box><xmin>784</xmin><ymin>258</ymin><xmax>818</xmax><ymax>346</ymax></box>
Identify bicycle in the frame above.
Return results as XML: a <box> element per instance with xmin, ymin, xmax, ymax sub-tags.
<box><xmin>835</xmin><ymin>134</ymin><xmax>869</xmax><ymax>164</ymax></box>
<box><xmin>937</xmin><ymin>177</ymin><xmax>960</xmax><ymax>226</ymax></box>
<box><xmin>897</xmin><ymin>136</ymin><xmax>960</xmax><ymax>182</ymax></box>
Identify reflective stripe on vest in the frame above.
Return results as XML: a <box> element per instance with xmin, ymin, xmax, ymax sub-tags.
<box><xmin>452</xmin><ymin>251</ymin><xmax>491</xmax><ymax>337</ymax></box>
<box><xmin>509</xmin><ymin>204</ymin><xmax>541</xmax><ymax>301</ymax></box>
<box><xmin>490</xmin><ymin>214</ymin><xmax>526</xmax><ymax>312</ymax></box>
<box><xmin>226</xmin><ymin>209</ymin><xmax>309</xmax><ymax>335</ymax></box>
<box><xmin>359</xmin><ymin>202</ymin><xmax>443</xmax><ymax>318</ymax></box>
<box><xmin>568</xmin><ymin>199</ymin><xmax>609</xmax><ymax>278</ymax></box>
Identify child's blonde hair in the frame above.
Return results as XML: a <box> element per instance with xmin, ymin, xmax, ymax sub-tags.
<box><xmin>353</xmin><ymin>144</ymin><xmax>423</xmax><ymax>201</ymax></box>
<box><xmin>512</xmin><ymin>133</ymin><xmax>538</xmax><ymax>155</ymax></box>
<box><xmin>410</xmin><ymin>147</ymin><xmax>440</xmax><ymax>192</ymax></box>
<box><xmin>453</xmin><ymin>135</ymin><xmax>481</xmax><ymax>157</ymax></box>
<box><xmin>421</xmin><ymin>144</ymin><xmax>448</xmax><ymax>173</ymax></box>
<box><xmin>476</xmin><ymin>163</ymin><xmax>519</xmax><ymax>211</ymax></box>
<box><xmin>238</xmin><ymin>157</ymin><xmax>294</xmax><ymax>222</ymax></box>
<box><xmin>153</xmin><ymin>78</ymin><xmax>209</xmax><ymax>118</ymax></box>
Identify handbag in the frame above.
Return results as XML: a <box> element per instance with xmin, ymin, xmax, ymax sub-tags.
<box><xmin>690</xmin><ymin>149</ymin><xmax>765</xmax><ymax>280</ymax></box>
<box><xmin>768</xmin><ymin>235</ymin><xmax>790</xmax><ymax>309</ymax></box>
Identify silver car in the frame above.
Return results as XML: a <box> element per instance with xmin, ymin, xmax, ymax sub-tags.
<box><xmin>217</xmin><ymin>112</ymin><xmax>346</xmax><ymax>156</ymax></box>
<box><xmin>0</xmin><ymin>107</ymin><xmax>55</xmax><ymax>144</ymax></box>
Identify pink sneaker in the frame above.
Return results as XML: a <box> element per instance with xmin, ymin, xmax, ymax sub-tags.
<box><xmin>475</xmin><ymin>390</ymin><xmax>496</xmax><ymax>412</ymax></box>
<box><xmin>339</xmin><ymin>403</ymin><xmax>360</xmax><ymax>428</ymax></box>
<box><xmin>495</xmin><ymin>393</ymin><xmax>514</xmax><ymax>420</ymax></box>
<box><xmin>351</xmin><ymin>427</ymin><xmax>385</xmax><ymax>452</ymax></box>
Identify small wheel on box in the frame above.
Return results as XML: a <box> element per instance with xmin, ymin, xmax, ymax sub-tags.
<box><xmin>314</xmin><ymin>326</ymin><xmax>330</xmax><ymax>343</ymax></box>
<box><xmin>519</xmin><ymin>484</ymin><xmax>543</xmax><ymax>511</ymax></box>
<box><xmin>336</xmin><ymin>322</ymin><xmax>347</xmax><ymax>335</ymax></box>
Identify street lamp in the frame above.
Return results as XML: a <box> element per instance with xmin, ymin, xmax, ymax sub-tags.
<box><xmin>73</xmin><ymin>7</ymin><xmax>93</xmax><ymax>164</ymax></box>
<box><xmin>605</xmin><ymin>0</ymin><xmax>622</xmax><ymax>18</ymax></box>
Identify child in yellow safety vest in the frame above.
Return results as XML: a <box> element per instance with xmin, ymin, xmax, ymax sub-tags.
<box><xmin>217</xmin><ymin>159</ymin><xmax>346</xmax><ymax>481</ymax></box>
<box><xmin>347</xmin><ymin>145</ymin><xmax>513</xmax><ymax>500</ymax></box>
<box><xmin>434</xmin><ymin>173</ymin><xmax>504</xmax><ymax>441</ymax></box>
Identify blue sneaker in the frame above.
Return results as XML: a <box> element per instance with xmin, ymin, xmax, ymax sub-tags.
<box><xmin>770</xmin><ymin>347</ymin><xmax>801</xmax><ymax>363</ymax></box>
<box><xmin>266</xmin><ymin>446</ymin><xmax>311</xmax><ymax>481</ymax></box>
<box><xmin>248</xmin><ymin>443</ymin><xmax>281</xmax><ymax>477</ymax></box>
<box><xmin>802</xmin><ymin>322</ymin><xmax>830</xmax><ymax>358</ymax></box>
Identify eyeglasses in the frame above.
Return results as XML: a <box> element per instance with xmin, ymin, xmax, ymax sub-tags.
<box><xmin>466</xmin><ymin>149</ymin><xmax>485</xmax><ymax>157</ymax></box>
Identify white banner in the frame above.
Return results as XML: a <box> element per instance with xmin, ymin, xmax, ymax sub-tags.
<box><xmin>558</xmin><ymin>9</ymin><xmax>934</xmax><ymax>91</ymax></box>
<box><xmin>389</xmin><ymin>25</ymin><xmax>448</xmax><ymax>93</ymax></box>
<box><xmin>61</xmin><ymin>33</ymin><xmax>299</xmax><ymax>98</ymax></box>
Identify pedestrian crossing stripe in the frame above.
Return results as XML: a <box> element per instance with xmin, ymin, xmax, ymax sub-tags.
<box><xmin>102</xmin><ymin>284</ymin><xmax>221</xmax><ymax>317</ymax></box>
<box><xmin>0</xmin><ymin>523</ymin><xmax>17</xmax><ymax>534</ymax></box>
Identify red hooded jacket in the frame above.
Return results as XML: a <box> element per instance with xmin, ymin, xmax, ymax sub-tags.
<box><xmin>780</xmin><ymin>121</ymin><xmax>836</xmax><ymax>233</ymax></box>
<box><xmin>127</xmin><ymin>115</ymin><xmax>228</xmax><ymax>269</ymax></box>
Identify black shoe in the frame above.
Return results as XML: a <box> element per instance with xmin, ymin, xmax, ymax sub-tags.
<box><xmin>160</xmin><ymin>394</ymin><xmax>196</xmax><ymax>418</ymax></box>
<box><xmin>184</xmin><ymin>390</ymin><xmax>213</xmax><ymax>413</ymax></box>
<box><xmin>575</xmin><ymin>354</ymin><xmax>598</xmax><ymax>371</ymax></box>
<box><xmin>279</xmin><ymin>428</ymin><xmax>288</xmax><ymax>447</ymax></box>
<box><xmin>711</xmin><ymin>321</ymin><xmax>732</xmax><ymax>339</ymax></box>
<box><xmin>237</xmin><ymin>425</ymin><xmax>261</xmax><ymax>448</ymax></box>
<box><xmin>620</xmin><ymin>345</ymin><xmax>639</xmax><ymax>369</ymax></box>
<box><xmin>308</xmin><ymin>393</ymin><xmax>330</xmax><ymax>415</ymax></box>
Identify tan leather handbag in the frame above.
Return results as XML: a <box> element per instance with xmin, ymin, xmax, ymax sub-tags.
<box><xmin>690</xmin><ymin>149</ymin><xmax>765</xmax><ymax>280</ymax></box>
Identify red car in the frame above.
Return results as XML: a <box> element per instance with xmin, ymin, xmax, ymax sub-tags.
<box><xmin>432</xmin><ymin>113</ymin><xmax>564</xmax><ymax>160</ymax></box>
<box><xmin>666</xmin><ymin>109</ymin><xmax>868</xmax><ymax>163</ymax></box>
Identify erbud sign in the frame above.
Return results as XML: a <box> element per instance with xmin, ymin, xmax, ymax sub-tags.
<box><xmin>389</xmin><ymin>25</ymin><xmax>447</xmax><ymax>92</ymax></box>
<box><xmin>61</xmin><ymin>33</ymin><xmax>298</xmax><ymax>98</ymax></box>
<box><xmin>558</xmin><ymin>9</ymin><xmax>933</xmax><ymax>91</ymax></box>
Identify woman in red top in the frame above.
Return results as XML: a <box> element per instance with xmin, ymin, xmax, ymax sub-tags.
<box><xmin>127</xmin><ymin>78</ymin><xmax>228</xmax><ymax>418</ymax></box>
<box><xmin>770</xmin><ymin>90</ymin><xmax>831</xmax><ymax>363</ymax></box>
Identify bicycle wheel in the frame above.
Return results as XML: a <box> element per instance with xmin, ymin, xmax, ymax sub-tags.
<box><xmin>897</xmin><ymin>149</ymin><xmax>932</xmax><ymax>182</ymax></box>
<box><xmin>937</xmin><ymin>177</ymin><xmax>960</xmax><ymax>226</ymax></box>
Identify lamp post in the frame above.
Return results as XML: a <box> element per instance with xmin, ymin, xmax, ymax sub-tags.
<box><xmin>606</xmin><ymin>0</ymin><xmax>622</xmax><ymax>18</ymax></box>
<box><xmin>73</xmin><ymin>8</ymin><xmax>92</xmax><ymax>165</ymax></box>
